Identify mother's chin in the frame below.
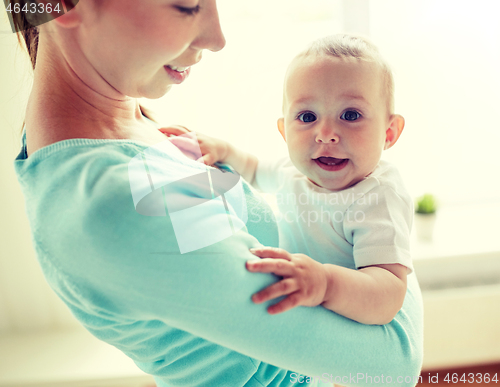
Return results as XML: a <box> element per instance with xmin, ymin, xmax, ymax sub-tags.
<box><xmin>136</xmin><ymin>82</ymin><xmax>174</xmax><ymax>100</ymax></box>
<box><xmin>134</xmin><ymin>67</ymin><xmax>191</xmax><ymax>100</ymax></box>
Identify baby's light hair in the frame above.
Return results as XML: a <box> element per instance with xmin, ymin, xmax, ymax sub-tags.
<box><xmin>284</xmin><ymin>34</ymin><xmax>395</xmax><ymax>116</ymax></box>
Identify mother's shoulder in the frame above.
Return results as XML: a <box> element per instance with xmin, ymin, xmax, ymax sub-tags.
<box><xmin>25</xmin><ymin>113</ymin><xmax>169</xmax><ymax>157</ymax></box>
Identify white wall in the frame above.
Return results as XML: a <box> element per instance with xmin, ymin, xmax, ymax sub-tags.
<box><xmin>370</xmin><ymin>0</ymin><xmax>500</xmax><ymax>205</ymax></box>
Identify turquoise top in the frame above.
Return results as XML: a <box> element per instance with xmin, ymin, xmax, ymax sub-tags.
<box><xmin>13</xmin><ymin>124</ymin><xmax>423</xmax><ymax>387</ymax></box>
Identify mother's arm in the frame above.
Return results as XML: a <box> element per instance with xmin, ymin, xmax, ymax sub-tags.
<box><xmin>68</xmin><ymin>151</ymin><xmax>423</xmax><ymax>385</ymax></box>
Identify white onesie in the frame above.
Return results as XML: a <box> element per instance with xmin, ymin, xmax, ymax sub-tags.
<box><xmin>254</xmin><ymin>158</ymin><xmax>414</xmax><ymax>274</ymax></box>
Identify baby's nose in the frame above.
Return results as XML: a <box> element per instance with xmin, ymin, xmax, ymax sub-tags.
<box><xmin>315</xmin><ymin>127</ymin><xmax>340</xmax><ymax>143</ymax></box>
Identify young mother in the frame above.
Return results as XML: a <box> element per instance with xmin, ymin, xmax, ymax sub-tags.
<box><xmin>12</xmin><ymin>0</ymin><xmax>423</xmax><ymax>386</ymax></box>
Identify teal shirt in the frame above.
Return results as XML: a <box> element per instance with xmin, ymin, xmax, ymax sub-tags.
<box><xmin>13</xmin><ymin>127</ymin><xmax>423</xmax><ymax>387</ymax></box>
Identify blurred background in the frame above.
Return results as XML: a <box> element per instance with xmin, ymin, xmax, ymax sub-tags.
<box><xmin>1</xmin><ymin>0</ymin><xmax>499</xmax><ymax>386</ymax></box>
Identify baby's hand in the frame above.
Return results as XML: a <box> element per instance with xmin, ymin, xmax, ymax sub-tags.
<box><xmin>159</xmin><ymin>126</ymin><xmax>230</xmax><ymax>166</ymax></box>
<box><xmin>158</xmin><ymin>125</ymin><xmax>191</xmax><ymax>137</ymax></box>
<box><xmin>246</xmin><ymin>247</ymin><xmax>328</xmax><ymax>314</ymax></box>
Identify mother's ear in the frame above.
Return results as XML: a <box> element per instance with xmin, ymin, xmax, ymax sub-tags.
<box><xmin>53</xmin><ymin>0</ymin><xmax>82</xmax><ymax>28</ymax></box>
<box><xmin>384</xmin><ymin>114</ymin><xmax>405</xmax><ymax>150</ymax></box>
<box><xmin>23</xmin><ymin>0</ymin><xmax>80</xmax><ymax>29</ymax></box>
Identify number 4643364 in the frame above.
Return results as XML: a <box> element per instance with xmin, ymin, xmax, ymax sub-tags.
<box><xmin>444</xmin><ymin>373</ymin><xmax>498</xmax><ymax>384</ymax></box>
<box><xmin>6</xmin><ymin>2</ymin><xmax>62</xmax><ymax>14</ymax></box>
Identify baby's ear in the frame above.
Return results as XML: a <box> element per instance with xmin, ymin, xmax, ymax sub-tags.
<box><xmin>384</xmin><ymin>114</ymin><xmax>405</xmax><ymax>150</ymax></box>
<box><xmin>277</xmin><ymin>118</ymin><xmax>286</xmax><ymax>142</ymax></box>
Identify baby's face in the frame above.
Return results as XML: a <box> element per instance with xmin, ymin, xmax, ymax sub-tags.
<box><xmin>279</xmin><ymin>55</ymin><xmax>400</xmax><ymax>191</ymax></box>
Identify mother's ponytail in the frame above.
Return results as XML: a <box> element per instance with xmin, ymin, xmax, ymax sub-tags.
<box><xmin>10</xmin><ymin>3</ymin><xmax>39</xmax><ymax>71</ymax></box>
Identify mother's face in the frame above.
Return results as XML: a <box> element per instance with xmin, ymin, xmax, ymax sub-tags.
<box><xmin>65</xmin><ymin>0</ymin><xmax>225</xmax><ymax>98</ymax></box>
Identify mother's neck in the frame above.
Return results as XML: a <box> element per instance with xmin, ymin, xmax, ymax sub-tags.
<box><xmin>25</xmin><ymin>26</ymin><xmax>148</xmax><ymax>141</ymax></box>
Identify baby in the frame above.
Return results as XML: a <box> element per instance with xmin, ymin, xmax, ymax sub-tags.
<box><xmin>171</xmin><ymin>34</ymin><xmax>413</xmax><ymax>326</ymax></box>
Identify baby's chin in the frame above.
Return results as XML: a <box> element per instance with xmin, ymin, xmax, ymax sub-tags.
<box><xmin>307</xmin><ymin>177</ymin><xmax>349</xmax><ymax>192</ymax></box>
<box><xmin>306</xmin><ymin>171</ymin><xmax>368</xmax><ymax>192</ymax></box>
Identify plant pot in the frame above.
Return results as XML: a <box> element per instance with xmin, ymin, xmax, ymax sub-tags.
<box><xmin>415</xmin><ymin>212</ymin><xmax>437</xmax><ymax>241</ymax></box>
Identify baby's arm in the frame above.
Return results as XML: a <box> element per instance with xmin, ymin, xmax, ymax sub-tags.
<box><xmin>163</xmin><ymin>128</ymin><xmax>259</xmax><ymax>184</ymax></box>
<box><xmin>222</xmin><ymin>142</ymin><xmax>259</xmax><ymax>185</ymax></box>
<box><xmin>321</xmin><ymin>262</ymin><xmax>407</xmax><ymax>325</ymax></box>
<box><xmin>248</xmin><ymin>247</ymin><xmax>407</xmax><ymax>325</ymax></box>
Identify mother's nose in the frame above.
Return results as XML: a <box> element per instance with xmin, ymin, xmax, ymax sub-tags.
<box><xmin>191</xmin><ymin>1</ymin><xmax>226</xmax><ymax>52</ymax></box>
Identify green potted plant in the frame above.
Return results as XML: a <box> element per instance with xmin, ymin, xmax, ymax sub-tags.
<box><xmin>415</xmin><ymin>193</ymin><xmax>437</xmax><ymax>241</ymax></box>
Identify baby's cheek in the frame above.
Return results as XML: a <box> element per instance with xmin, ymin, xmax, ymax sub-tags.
<box><xmin>287</xmin><ymin>143</ymin><xmax>303</xmax><ymax>163</ymax></box>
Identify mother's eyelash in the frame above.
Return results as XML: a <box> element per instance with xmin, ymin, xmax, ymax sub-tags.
<box><xmin>176</xmin><ymin>5</ymin><xmax>201</xmax><ymax>15</ymax></box>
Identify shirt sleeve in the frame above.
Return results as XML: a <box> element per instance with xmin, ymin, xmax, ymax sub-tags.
<box><xmin>343</xmin><ymin>185</ymin><xmax>414</xmax><ymax>274</ymax></box>
<box><xmin>48</xmin><ymin>150</ymin><xmax>423</xmax><ymax>385</ymax></box>
<box><xmin>254</xmin><ymin>156</ymin><xmax>291</xmax><ymax>193</ymax></box>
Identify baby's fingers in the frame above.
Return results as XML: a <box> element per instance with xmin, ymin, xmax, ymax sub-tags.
<box><xmin>158</xmin><ymin>125</ymin><xmax>191</xmax><ymax>137</ymax></box>
<box><xmin>169</xmin><ymin>136</ymin><xmax>203</xmax><ymax>159</ymax></box>
<box><xmin>267</xmin><ymin>292</ymin><xmax>302</xmax><ymax>315</ymax></box>
<box><xmin>251</xmin><ymin>278</ymin><xmax>298</xmax><ymax>305</ymax></box>
<box><xmin>168</xmin><ymin>136</ymin><xmax>199</xmax><ymax>151</ymax></box>
<box><xmin>246</xmin><ymin>258</ymin><xmax>293</xmax><ymax>276</ymax></box>
<box><xmin>249</xmin><ymin>247</ymin><xmax>292</xmax><ymax>261</ymax></box>
<box><xmin>196</xmin><ymin>153</ymin><xmax>216</xmax><ymax>166</ymax></box>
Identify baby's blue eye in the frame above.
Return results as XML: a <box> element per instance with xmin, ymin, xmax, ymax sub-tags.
<box><xmin>341</xmin><ymin>110</ymin><xmax>361</xmax><ymax>121</ymax></box>
<box><xmin>298</xmin><ymin>112</ymin><xmax>317</xmax><ymax>123</ymax></box>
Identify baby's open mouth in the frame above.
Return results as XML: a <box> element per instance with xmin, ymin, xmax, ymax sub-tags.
<box><xmin>316</xmin><ymin>157</ymin><xmax>348</xmax><ymax>166</ymax></box>
<box><xmin>314</xmin><ymin>157</ymin><xmax>349</xmax><ymax>172</ymax></box>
